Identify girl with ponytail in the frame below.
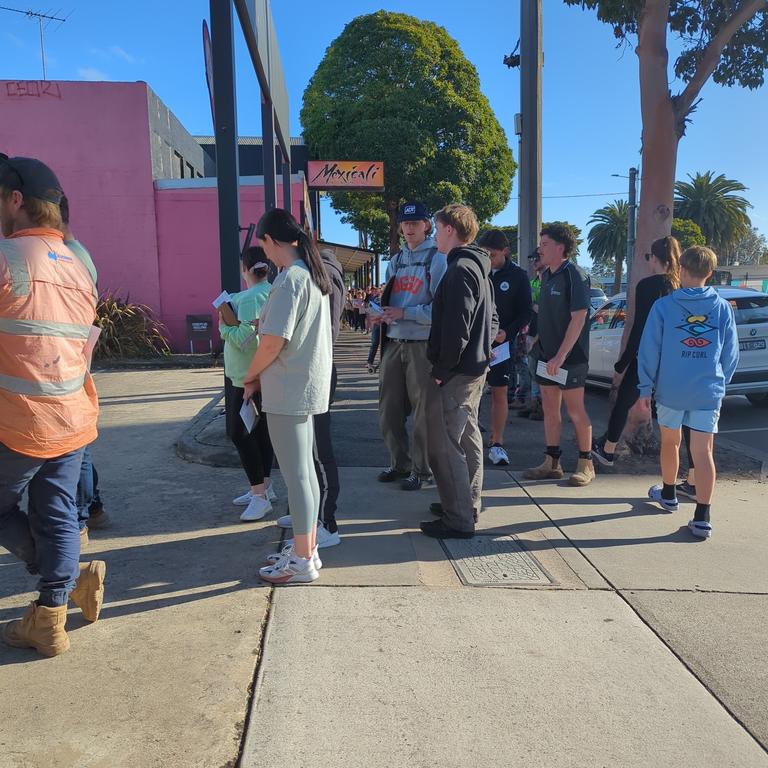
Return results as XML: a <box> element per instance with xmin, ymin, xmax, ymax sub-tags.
<box><xmin>592</xmin><ymin>236</ymin><xmax>682</xmax><ymax>467</ymax></box>
<box><xmin>243</xmin><ymin>208</ymin><xmax>333</xmax><ymax>584</ymax></box>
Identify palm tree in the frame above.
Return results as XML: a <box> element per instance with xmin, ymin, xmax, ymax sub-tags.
<box><xmin>674</xmin><ymin>172</ymin><xmax>752</xmax><ymax>263</ymax></box>
<box><xmin>587</xmin><ymin>201</ymin><xmax>628</xmax><ymax>294</ymax></box>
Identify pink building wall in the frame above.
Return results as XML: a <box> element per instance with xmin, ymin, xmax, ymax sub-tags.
<box><xmin>0</xmin><ymin>80</ymin><xmax>161</xmax><ymax>312</ymax></box>
<box><xmin>1</xmin><ymin>79</ymin><xmax>308</xmax><ymax>351</ymax></box>
<box><xmin>154</xmin><ymin>180</ymin><xmax>305</xmax><ymax>350</ymax></box>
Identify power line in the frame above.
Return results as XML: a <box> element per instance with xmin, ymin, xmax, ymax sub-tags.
<box><xmin>510</xmin><ymin>191</ymin><xmax>628</xmax><ymax>200</ymax></box>
<box><xmin>0</xmin><ymin>5</ymin><xmax>68</xmax><ymax>80</ymax></box>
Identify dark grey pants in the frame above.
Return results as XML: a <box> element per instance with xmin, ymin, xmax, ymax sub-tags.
<box><xmin>378</xmin><ymin>340</ymin><xmax>432</xmax><ymax>476</ymax></box>
<box><xmin>426</xmin><ymin>374</ymin><xmax>485</xmax><ymax>533</ymax></box>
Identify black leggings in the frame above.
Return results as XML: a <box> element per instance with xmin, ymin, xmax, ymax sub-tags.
<box><xmin>605</xmin><ymin>361</ymin><xmax>640</xmax><ymax>443</ymax></box>
<box><xmin>225</xmin><ymin>377</ymin><xmax>274</xmax><ymax>486</ymax></box>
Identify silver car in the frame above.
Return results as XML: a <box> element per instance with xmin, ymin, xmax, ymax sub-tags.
<box><xmin>587</xmin><ymin>287</ymin><xmax>768</xmax><ymax>407</ymax></box>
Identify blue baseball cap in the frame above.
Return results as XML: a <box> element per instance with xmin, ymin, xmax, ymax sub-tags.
<box><xmin>0</xmin><ymin>154</ymin><xmax>64</xmax><ymax>204</ymax></box>
<box><xmin>397</xmin><ymin>201</ymin><xmax>431</xmax><ymax>223</ymax></box>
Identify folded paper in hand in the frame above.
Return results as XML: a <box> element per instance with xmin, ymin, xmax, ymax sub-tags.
<box><xmin>212</xmin><ymin>291</ymin><xmax>232</xmax><ymax>309</ymax></box>
<box><xmin>239</xmin><ymin>399</ymin><xmax>259</xmax><ymax>433</ymax></box>
<box><xmin>536</xmin><ymin>360</ymin><xmax>568</xmax><ymax>386</ymax></box>
<box><xmin>489</xmin><ymin>341</ymin><xmax>510</xmax><ymax>367</ymax></box>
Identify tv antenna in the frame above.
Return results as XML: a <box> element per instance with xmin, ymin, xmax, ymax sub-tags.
<box><xmin>0</xmin><ymin>5</ymin><xmax>69</xmax><ymax>80</ymax></box>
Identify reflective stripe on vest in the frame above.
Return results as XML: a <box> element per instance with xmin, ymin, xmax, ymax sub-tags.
<box><xmin>0</xmin><ymin>239</ymin><xmax>32</xmax><ymax>296</ymax></box>
<box><xmin>0</xmin><ymin>371</ymin><xmax>86</xmax><ymax>397</ymax></box>
<box><xmin>0</xmin><ymin>317</ymin><xmax>92</xmax><ymax>339</ymax></box>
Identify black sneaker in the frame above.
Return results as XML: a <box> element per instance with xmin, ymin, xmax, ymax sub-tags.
<box><xmin>377</xmin><ymin>467</ymin><xmax>410</xmax><ymax>483</ymax></box>
<box><xmin>676</xmin><ymin>480</ymin><xmax>696</xmax><ymax>500</ymax></box>
<box><xmin>591</xmin><ymin>439</ymin><xmax>615</xmax><ymax>468</ymax></box>
<box><xmin>401</xmin><ymin>472</ymin><xmax>424</xmax><ymax>491</ymax></box>
<box><xmin>429</xmin><ymin>502</ymin><xmax>444</xmax><ymax>516</ymax></box>
<box><xmin>420</xmin><ymin>519</ymin><xmax>474</xmax><ymax>539</ymax></box>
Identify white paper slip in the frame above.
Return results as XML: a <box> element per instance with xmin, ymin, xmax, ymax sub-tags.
<box><xmin>367</xmin><ymin>300</ymin><xmax>384</xmax><ymax>315</ymax></box>
<box><xmin>536</xmin><ymin>360</ymin><xmax>568</xmax><ymax>385</ymax></box>
<box><xmin>239</xmin><ymin>399</ymin><xmax>259</xmax><ymax>433</ymax></box>
<box><xmin>212</xmin><ymin>290</ymin><xmax>232</xmax><ymax>309</ymax></box>
<box><xmin>489</xmin><ymin>341</ymin><xmax>511</xmax><ymax>367</ymax></box>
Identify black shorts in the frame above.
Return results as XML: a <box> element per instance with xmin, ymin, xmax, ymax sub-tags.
<box><xmin>535</xmin><ymin>362</ymin><xmax>589</xmax><ymax>390</ymax></box>
<box><xmin>487</xmin><ymin>357</ymin><xmax>512</xmax><ymax>388</ymax></box>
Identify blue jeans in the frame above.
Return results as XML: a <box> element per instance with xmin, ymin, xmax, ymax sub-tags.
<box><xmin>77</xmin><ymin>444</ymin><xmax>94</xmax><ymax>530</ymax></box>
<box><xmin>0</xmin><ymin>442</ymin><xmax>83</xmax><ymax>607</ymax></box>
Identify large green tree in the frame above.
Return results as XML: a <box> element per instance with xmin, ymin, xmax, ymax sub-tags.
<box><xmin>301</xmin><ymin>11</ymin><xmax>515</xmax><ymax>254</ymax></box>
<box><xmin>730</xmin><ymin>226</ymin><xmax>768</xmax><ymax>265</ymax></box>
<box><xmin>674</xmin><ymin>171</ymin><xmax>752</xmax><ymax>259</ymax></box>
<box><xmin>587</xmin><ymin>200</ymin><xmax>629</xmax><ymax>293</ymax></box>
<box><xmin>565</xmin><ymin>1</ymin><xmax>767</xmax><ymax>293</ymax></box>
<box><xmin>671</xmin><ymin>217</ymin><xmax>706</xmax><ymax>250</ymax></box>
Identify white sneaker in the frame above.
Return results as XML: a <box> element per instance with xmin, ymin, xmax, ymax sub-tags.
<box><xmin>276</xmin><ymin>514</ymin><xmax>292</xmax><ymax>530</ymax></box>
<box><xmin>284</xmin><ymin>523</ymin><xmax>341</xmax><ymax>550</ymax></box>
<box><xmin>264</xmin><ymin>543</ymin><xmax>322</xmax><ymax>570</ymax></box>
<box><xmin>688</xmin><ymin>519</ymin><xmax>712</xmax><ymax>539</ymax></box>
<box><xmin>233</xmin><ymin>491</ymin><xmax>252</xmax><ymax>506</ymax></box>
<box><xmin>259</xmin><ymin>550</ymin><xmax>320</xmax><ymax>584</ymax></box>
<box><xmin>488</xmin><ymin>444</ymin><xmax>510</xmax><ymax>466</ymax></box>
<box><xmin>265</xmin><ymin>483</ymin><xmax>277</xmax><ymax>503</ymax></box>
<box><xmin>648</xmin><ymin>485</ymin><xmax>679</xmax><ymax>512</ymax></box>
<box><xmin>239</xmin><ymin>494</ymin><xmax>272</xmax><ymax>522</ymax></box>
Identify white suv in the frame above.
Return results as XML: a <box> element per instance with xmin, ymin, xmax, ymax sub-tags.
<box><xmin>587</xmin><ymin>287</ymin><xmax>768</xmax><ymax>407</ymax></box>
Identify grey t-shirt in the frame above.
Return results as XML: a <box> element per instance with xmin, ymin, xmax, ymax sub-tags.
<box><xmin>259</xmin><ymin>259</ymin><xmax>332</xmax><ymax>416</ymax></box>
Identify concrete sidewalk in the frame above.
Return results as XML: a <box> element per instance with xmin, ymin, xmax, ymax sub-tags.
<box><xmin>1</xmin><ymin>332</ymin><xmax>766</xmax><ymax>767</ymax></box>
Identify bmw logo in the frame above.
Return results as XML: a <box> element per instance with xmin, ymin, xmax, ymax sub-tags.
<box><xmin>750</xmin><ymin>328</ymin><xmax>757</xmax><ymax>337</ymax></box>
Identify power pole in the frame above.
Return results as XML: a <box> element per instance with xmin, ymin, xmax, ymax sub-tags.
<box><xmin>626</xmin><ymin>167</ymin><xmax>638</xmax><ymax>284</ymax></box>
<box><xmin>518</xmin><ymin>0</ymin><xmax>543</xmax><ymax>269</ymax></box>
<box><xmin>0</xmin><ymin>6</ymin><xmax>67</xmax><ymax>80</ymax></box>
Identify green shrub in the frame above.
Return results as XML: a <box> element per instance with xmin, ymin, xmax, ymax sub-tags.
<box><xmin>95</xmin><ymin>295</ymin><xmax>171</xmax><ymax>359</ymax></box>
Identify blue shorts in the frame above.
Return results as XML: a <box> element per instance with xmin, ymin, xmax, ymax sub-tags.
<box><xmin>656</xmin><ymin>403</ymin><xmax>721</xmax><ymax>434</ymax></box>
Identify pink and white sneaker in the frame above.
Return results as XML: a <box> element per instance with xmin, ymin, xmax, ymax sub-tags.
<box><xmin>259</xmin><ymin>550</ymin><xmax>320</xmax><ymax>584</ymax></box>
<box><xmin>263</xmin><ymin>544</ymin><xmax>322</xmax><ymax>570</ymax></box>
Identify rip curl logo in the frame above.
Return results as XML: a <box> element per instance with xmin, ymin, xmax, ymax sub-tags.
<box><xmin>393</xmin><ymin>275</ymin><xmax>425</xmax><ymax>295</ymax></box>
<box><xmin>404</xmin><ymin>205</ymin><xmax>416</xmax><ymax>215</ymax></box>
<box><xmin>678</xmin><ymin>313</ymin><xmax>714</xmax><ymax>350</ymax></box>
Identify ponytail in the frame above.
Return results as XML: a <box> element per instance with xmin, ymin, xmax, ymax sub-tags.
<box><xmin>256</xmin><ymin>208</ymin><xmax>331</xmax><ymax>295</ymax></box>
<box><xmin>651</xmin><ymin>236</ymin><xmax>681</xmax><ymax>289</ymax></box>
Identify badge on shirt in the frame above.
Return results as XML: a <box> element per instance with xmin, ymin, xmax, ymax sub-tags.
<box><xmin>499</xmin><ymin>281</ymin><xmax>510</xmax><ymax>292</ymax></box>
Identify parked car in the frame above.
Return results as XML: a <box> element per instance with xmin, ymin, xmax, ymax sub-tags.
<box><xmin>586</xmin><ymin>287</ymin><xmax>768</xmax><ymax>407</ymax></box>
<box><xmin>590</xmin><ymin>287</ymin><xmax>608</xmax><ymax>313</ymax></box>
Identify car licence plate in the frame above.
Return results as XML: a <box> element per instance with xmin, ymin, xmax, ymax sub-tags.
<box><xmin>739</xmin><ymin>339</ymin><xmax>766</xmax><ymax>352</ymax></box>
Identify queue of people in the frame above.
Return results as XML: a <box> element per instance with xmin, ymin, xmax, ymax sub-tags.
<box><xmin>0</xmin><ymin>154</ymin><xmax>739</xmax><ymax>655</ymax></box>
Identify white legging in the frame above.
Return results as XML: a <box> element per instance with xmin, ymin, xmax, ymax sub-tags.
<box><xmin>267</xmin><ymin>413</ymin><xmax>319</xmax><ymax>536</ymax></box>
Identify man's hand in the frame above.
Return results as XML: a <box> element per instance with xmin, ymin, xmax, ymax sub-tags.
<box><xmin>546</xmin><ymin>353</ymin><xmax>565</xmax><ymax>377</ymax></box>
<box><xmin>243</xmin><ymin>377</ymin><xmax>261</xmax><ymax>401</ymax></box>
<box><xmin>382</xmin><ymin>306</ymin><xmax>405</xmax><ymax>324</ymax></box>
<box><xmin>495</xmin><ymin>329</ymin><xmax>507</xmax><ymax>344</ymax></box>
<box><xmin>434</xmin><ymin>378</ymin><xmax>443</xmax><ymax>386</ymax></box>
<box><xmin>368</xmin><ymin>314</ymin><xmax>385</xmax><ymax>328</ymax></box>
<box><xmin>218</xmin><ymin>305</ymin><xmax>239</xmax><ymax>327</ymax></box>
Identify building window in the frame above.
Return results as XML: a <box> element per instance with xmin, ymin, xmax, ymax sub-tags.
<box><xmin>174</xmin><ymin>151</ymin><xmax>184</xmax><ymax>178</ymax></box>
<box><xmin>186</xmin><ymin>162</ymin><xmax>195</xmax><ymax>179</ymax></box>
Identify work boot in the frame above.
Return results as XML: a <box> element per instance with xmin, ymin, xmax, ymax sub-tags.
<box><xmin>70</xmin><ymin>560</ymin><xmax>107</xmax><ymax>622</ymax></box>
<box><xmin>523</xmin><ymin>454</ymin><xmax>563</xmax><ymax>480</ymax></box>
<box><xmin>2</xmin><ymin>602</ymin><xmax>70</xmax><ymax>657</ymax></box>
<box><xmin>569</xmin><ymin>458</ymin><xmax>596</xmax><ymax>487</ymax></box>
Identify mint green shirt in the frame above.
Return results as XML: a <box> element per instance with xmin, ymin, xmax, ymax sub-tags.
<box><xmin>219</xmin><ymin>281</ymin><xmax>271</xmax><ymax>388</ymax></box>
<box><xmin>65</xmin><ymin>239</ymin><xmax>98</xmax><ymax>285</ymax></box>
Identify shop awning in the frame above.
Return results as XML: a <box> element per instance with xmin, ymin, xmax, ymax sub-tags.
<box><xmin>317</xmin><ymin>240</ymin><xmax>378</xmax><ymax>273</ymax></box>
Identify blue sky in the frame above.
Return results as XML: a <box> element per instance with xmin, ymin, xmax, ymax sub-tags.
<box><xmin>2</xmin><ymin>0</ymin><xmax>765</xmax><ymax>266</ymax></box>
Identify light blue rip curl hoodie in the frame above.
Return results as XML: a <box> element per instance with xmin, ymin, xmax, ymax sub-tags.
<box><xmin>637</xmin><ymin>287</ymin><xmax>740</xmax><ymax>411</ymax></box>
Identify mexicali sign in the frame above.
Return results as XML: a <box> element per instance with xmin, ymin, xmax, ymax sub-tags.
<box><xmin>307</xmin><ymin>161</ymin><xmax>384</xmax><ymax>190</ymax></box>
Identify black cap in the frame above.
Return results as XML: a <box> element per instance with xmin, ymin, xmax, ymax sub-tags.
<box><xmin>0</xmin><ymin>154</ymin><xmax>63</xmax><ymax>204</ymax></box>
<box><xmin>397</xmin><ymin>201</ymin><xmax>430</xmax><ymax>223</ymax></box>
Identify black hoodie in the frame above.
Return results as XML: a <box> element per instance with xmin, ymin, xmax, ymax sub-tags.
<box><xmin>428</xmin><ymin>244</ymin><xmax>498</xmax><ymax>383</ymax></box>
<box><xmin>320</xmin><ymin>249</ymin><xmax>346</xmax><ymax>346</ymax></box>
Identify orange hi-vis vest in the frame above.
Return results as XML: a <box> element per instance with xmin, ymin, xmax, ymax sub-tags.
<box><xmin>0</xmin><ymin>228</ymin><xmax>99</xmax><ymax>459</ymax></box>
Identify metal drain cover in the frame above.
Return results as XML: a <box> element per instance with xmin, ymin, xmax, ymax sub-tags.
<box><xmin>440</xmin><ymin>534</ymin><xmax>557</xmax><ymax>587</ymax></box>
